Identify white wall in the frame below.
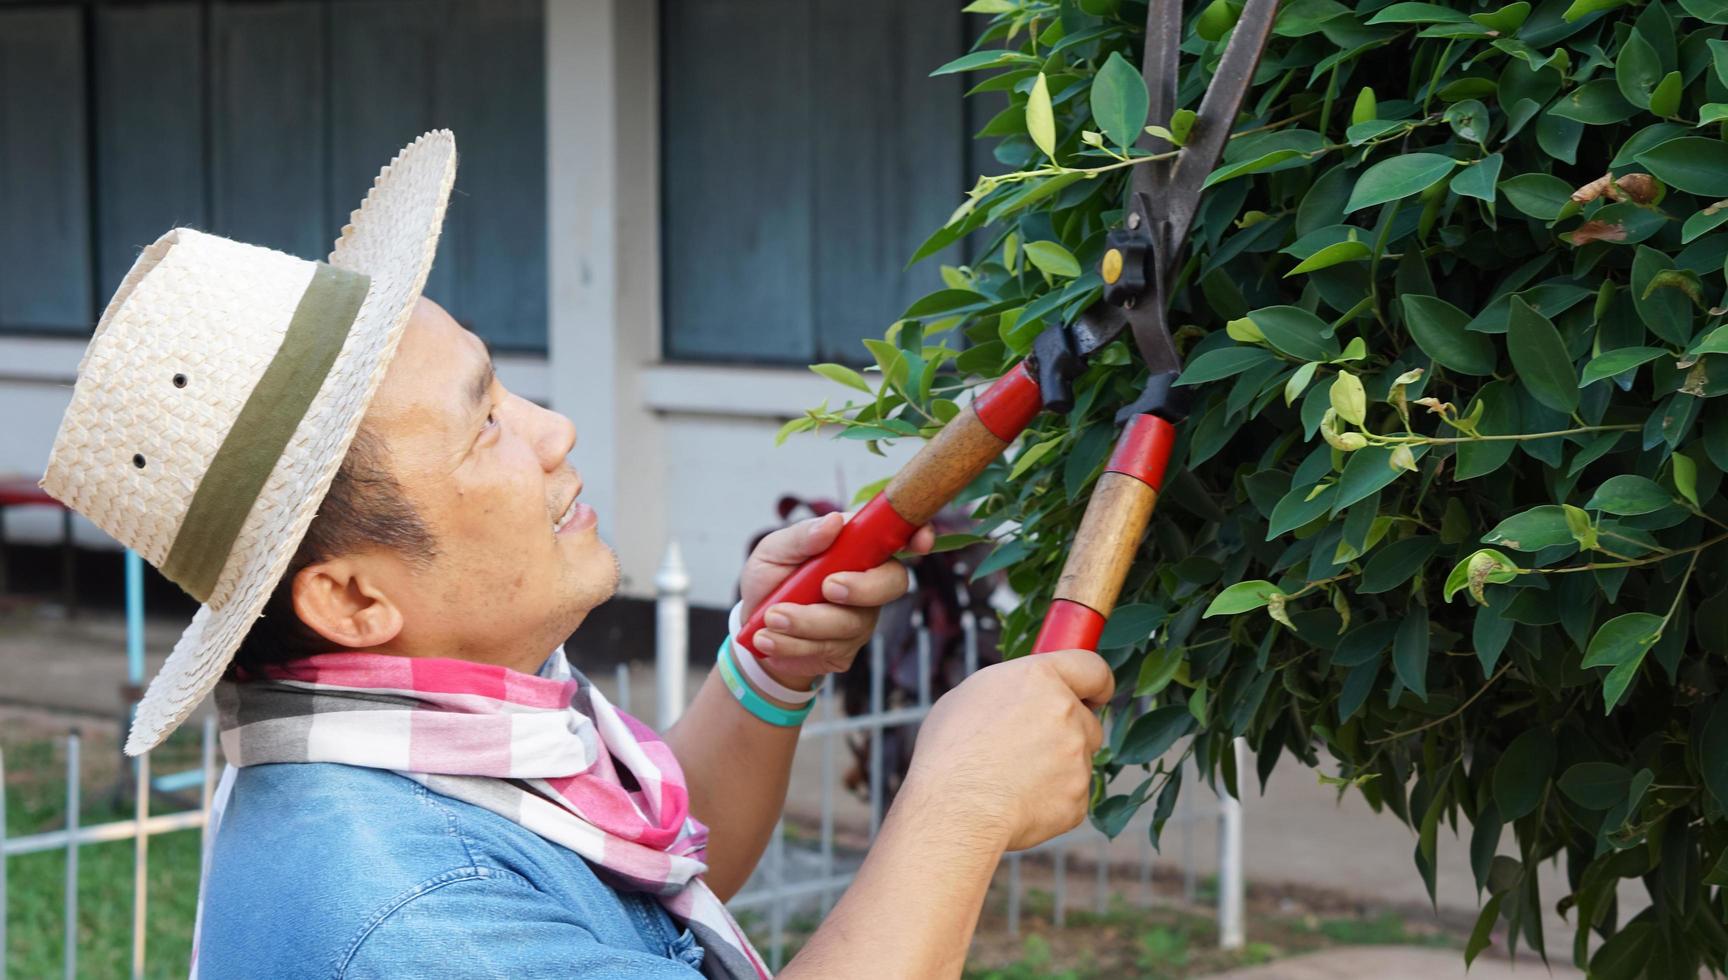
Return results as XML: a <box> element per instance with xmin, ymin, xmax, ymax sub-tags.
<box><xmin>544</xmin><ymin>0</ymin><xmax>916</xmax><ymax>608</ymax></box>
<box><xmin>2</xmin><ymin>0</ymin><xmax>922</xmax><ymax>615</ymax></box>
<box><xmin>643</xmin><ymin>365</ymin><xmax>916</xmax><ymax>608</ymax></box>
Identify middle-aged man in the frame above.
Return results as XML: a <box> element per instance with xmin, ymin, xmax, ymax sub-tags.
<box><xmin>42</xmin><ymin>132</ymin><xmax>1112</xmax><ymax>978</ymax></box>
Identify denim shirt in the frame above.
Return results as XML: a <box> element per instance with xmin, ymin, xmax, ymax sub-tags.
<box><xmin>196</xmin><ymin>762</ymin><xmax>708</xmax><ymax>978</ymax></box>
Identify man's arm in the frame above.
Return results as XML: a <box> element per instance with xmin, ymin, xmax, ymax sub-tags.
<box><xmin>662</xmin><ymin>513</ymin><xmax>925</xmax><ymax>899</ymax></box>
<box><xmin>781</xmin><ymin>650</ymin><xmax>1114</xmax><ymax>978</ymax></box>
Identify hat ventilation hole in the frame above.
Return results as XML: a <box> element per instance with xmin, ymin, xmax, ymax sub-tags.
<box><xmin>172</xmin><ymin>373</ymin><xmax>188</xmax><ymax>388</ymax></box>
<box><xmin>133</xmin><ymin>453</ymin><xmax>146</xmax><ymax>469</ymax></box>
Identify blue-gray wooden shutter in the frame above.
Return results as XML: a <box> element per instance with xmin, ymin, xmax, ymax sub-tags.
<box><xmin>95</xmin><ymin>2</ymin><xmax>207</xmax><ymax>297</ymax></box>
<box><xmin>0</xmin><ymin>7</ymin><xmax>91</xmax><ymax>333</ymax></box>
<box><xmin>661</xmin><ymin>1</ymin><xmax>967</xmax><ymax>365</ymax></box>
<box><xmin>210</xmin><ymin>1</ymin><xmax>329</xmax><ymax>261</ymax></box>
<box><xmin>330</xmin><ymin>0</ymin><xmax>547</xmax><ymax>352</ymax></box>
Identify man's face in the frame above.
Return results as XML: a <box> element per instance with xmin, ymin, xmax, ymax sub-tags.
<box><xmin>354</xmin><ymin>297</ymin><xmax>618</xmax><ymax>670</ymax></box>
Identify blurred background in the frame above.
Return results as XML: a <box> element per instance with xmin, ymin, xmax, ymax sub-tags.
<box><xmin>0</xmin><ymin>0</ymin><xmax>1000</xmax><ymax>625</ymax></box>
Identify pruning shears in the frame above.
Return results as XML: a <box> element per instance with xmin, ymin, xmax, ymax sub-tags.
<box><xmin>739</xmin><ymin>0</ymin><xmax>1280</xmax><ymax>659</ymax></box>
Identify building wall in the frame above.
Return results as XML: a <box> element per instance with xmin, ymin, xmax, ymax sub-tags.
<box><xmin>2</xmin><ymin>0</ymin><xmax>945</xmax><ymax>612</ymax></box>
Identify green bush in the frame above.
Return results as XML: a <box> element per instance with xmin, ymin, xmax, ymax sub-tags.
<box><xmin>792</xmin><ymin>0</ymin><xmax>1728</xmax><ymax>974</ymax></box>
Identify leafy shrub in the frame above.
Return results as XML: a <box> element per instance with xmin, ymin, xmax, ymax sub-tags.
<box><xmin>791</xmin><ymin>0</ymin><xmax>1728</xmax><ymax>973</ymax></box>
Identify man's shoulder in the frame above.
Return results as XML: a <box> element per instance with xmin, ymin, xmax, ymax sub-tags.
<box><xmin>199</xmin><ymin>767</ymin><xmax>580</xmax><ymax>980</ymax></box>
<box><xmin>199</xmin><ymin>763</ymin><xmax>625</xmax><ymax>977</ymax></box>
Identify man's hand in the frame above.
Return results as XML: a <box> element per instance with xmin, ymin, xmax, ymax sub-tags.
<box><xmin>902</xmin><ymin>649</ymin><xmax>1115</xmax><ymax>852</ymax></box>
<box><xmin>738</xmin><ymin>512</ymin><xmax>936</xmax><ymax>689</ymax></box>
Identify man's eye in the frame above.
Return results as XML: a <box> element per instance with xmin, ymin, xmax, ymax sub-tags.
<box><xmin>484</xmin><ymin>412</ymin><xmax>497</xmax><ymax>429</ymax></box>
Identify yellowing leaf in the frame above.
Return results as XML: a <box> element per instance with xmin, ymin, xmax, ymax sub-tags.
<box><xmin>1027</xmin><ymin>72</ymin><xmax>1057</xmax><ymax>160</ymax></box>
<box><xmin>1331</xmin><ymin>371</ymin><xmax>1368</xmax><ymax>426</ymax></box>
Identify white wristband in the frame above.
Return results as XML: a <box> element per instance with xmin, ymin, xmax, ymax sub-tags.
<box><xmin>728</xmin><ymin>601</ymin><xmax>821</xmax><ymax>705</ymax></box>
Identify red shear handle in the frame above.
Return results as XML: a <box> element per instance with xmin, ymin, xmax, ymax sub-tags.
<box><xmin>1032</xmin><ymin>413</ymin><xmax>1178</xmax><ymax>654</ymax></box>
<box><xmin>738</xmin><ymin>363</ymin><xmax>1044</xmax><ymax>658</ymax></box>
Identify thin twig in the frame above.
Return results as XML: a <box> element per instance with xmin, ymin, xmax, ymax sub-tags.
<box><xmin>1367</xmin><ymin>663</ymin><xmax>1512</xmax><ymax>744</ymax></box>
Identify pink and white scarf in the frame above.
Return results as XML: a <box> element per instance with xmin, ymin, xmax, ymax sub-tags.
<box><xmin>205</xmin><ymin>649</ymin><xmax>770</xmax><ymax>979</ymax></box>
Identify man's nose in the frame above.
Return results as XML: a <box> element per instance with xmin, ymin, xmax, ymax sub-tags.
<box><xmin>534</xmin><ymin>402</ymin><xmax>578</xmax><ymax>469</ymax></box>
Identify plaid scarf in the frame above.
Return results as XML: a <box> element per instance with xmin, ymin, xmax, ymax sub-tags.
<box><xmin>208</xmin><ymin>650</ymin><xmax>770</xmax><ymax>980</ymax></box>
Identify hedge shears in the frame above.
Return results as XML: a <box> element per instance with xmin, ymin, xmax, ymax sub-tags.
<box><xmin>739</xmin><ymin>0</ymin><xmax>1280</xmax><ymax>658</ymax></box>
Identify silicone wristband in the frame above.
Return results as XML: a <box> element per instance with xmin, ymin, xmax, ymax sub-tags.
<box><xmin>728</xmin><ymin>603</ymin><xmax>820</xmax><ymax>705</ymax></box>
<box><xmin>718</xmin><ymin>639</ymin><xmax>815</xmax><ymax>728</ymax></box>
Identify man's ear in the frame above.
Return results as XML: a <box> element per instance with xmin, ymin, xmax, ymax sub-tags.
<box><xmin>290</xmin><ymin>557</ymin><xmax>404</xmax><ymax>650</ymax></box>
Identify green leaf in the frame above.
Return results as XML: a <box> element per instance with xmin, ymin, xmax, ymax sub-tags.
<box><xmin>1558</xmin><ymin>762</ymin><xmax>1632</xmax><ymax>810</ymax></box>
<box><xmin>1022</xmin><ymin>240</ymin><xmax>1082</xmax><ymax>278</ymax></box>
<box><xmin>1401</xmin><ymin>294</ymin><xmax>1498</xmax><ymax>375</ymax></box>
<box><xmin>1027</xmin><ymin>72</ymin><xmax>1057</xmax><ymax>159</ymax></box>
<box><xmin>1007</xmin><ymin>437</ymin><xmax>1062</xmax><ymax>480</ymax></box>
<box><xmin>1204</xmin><ymin>580</ymin><xmax>1283</xmax><ymax>617</ymax></box>
<box><xmin>1580</xmin><ymin>346</ymin><xmax>1668</xmax><ymax>386</ymax></box>
<box><xmin>1335</xmin><ymin>446</ymin><xmax>1425</xmax><ymax>512</ymax></box>
<box><xmin>1590</xmin><ymin>924</ymin><xmax>1657</xmax><ymax>980</ymax></box>
<box><xmin>1499</xmin><ymin>173</ymin><xmax>1574</xmax><ymax>221</ymax></box>
<box><xmin>1450</xmin><ymin>153</ymin><xmax>1503</xmax><ymax>202</ymax></box>
<box><xmin>1674</xmin><ymin>452</ymin><xmax>1699</xmax><ymax>506</ymax></box>
<box><xmin>1100</xmin><ymin>602</ymin><xmax>1167</xmax><ymax>648</ymax></box>
<box><xmin>1090</xmin><ymin>51</ymin><xmax>1150</xmax><ymax>150</ymax></box>
<box><xmin>1683</xmin><ymin>0</ymin><xmax>1728</xmax><ymax>22</ymax></box>
<box><xmin>809</xmin><ymin>363</ymin><xmax>873</xmax><ymax>393</ymax></box>
<box><xmin>1196</xmin><ymin>0</ymin><xmax>1241</xmax><ymax>40</ymax></box>
<box><xmin>1176</xmin><ymin>346</ymin><xmax>1277</xmax><ymax>385</ymax></box>
<box><xmin>1456</xmin><ymin>382</ymin><xmax>1520</xmax><ymax>479</ymax></box>
<box><xmin>1506</xmin><ymin>297</ymin><xmax>1579</xmax><ymax>414</ymax></box>
<box><xmin>1585</xmin><ymin>474</ymin><xmax>1674</xmax><ymax>515</ymax></box>
<box><xmin>1393</xmin><ymin>606</ymin><xmax>1430</xmax><ymax>701</ymax></box>
<box><xmin>1133</xmin><ymin>645</ymin><xmax>1184</xmax><ymax>697</ymax></box>
<box><xmin>1367</xmin><ymin>1</ymin><xmax>1471</xmax><ymax>22</ymax></box>
<box><xmin>1636</xmin><ymin>138</ymin><xmax>1728</xmax><ymax>197</ymax></box>
<box><xmin>930</xmin><ymin>49</ymin><xmax>1037</xmax><ymax>75</ymax></box>
<box><xmin>1471</xmin><ymin>0</ymin><xmax>1530</xmax><ymax>32</ymax></box>
<box><xmin>1582</xmin><ymin>612</ymin><xmax>1664</xmax><ymax>710</ymax></box>
<box><xmin>1493</xmin><ymin>729</ymin><xmax>1557</xmax><ymax>821</ymax></box>
<box><xmin>1169</xmin><ymin>108</ymin><xmax>1197</xmax><ymax>147</ymax></box>
<box><xmin>1344</xmin><ymin>154</ymin><xmax>1458</xmax><ymax>212</ymax></box>
<box><xmin>1285</xmin><ymin>361</ymin><xmax>1319</xmax><ymax>405</ymax></box>
<box><xmin>1702</xmin><ymin>696</ymin><xmax>1728</xmax><ymax>810</ymax></box>
<box><xmin>1616</xmin><ymin>29</ymin><xmax>1663</xmax><ymax>109</ymax></box>
<box><xmin>1681</xmin><ymin>200</ymin><xmax>1728</xmax><ymax>242</ymax></box>
<box><xmin>1649</xmin><ymin>71</ymin><xmax>1683</xmax><ymax>118</ymax></box>
<box><xmin>1466</xmin><ymin>895</ymin><xmax>1503</xmax><ymax>967</ymax></box>
<box><xmin>1285</xmin><ymin>239</ymin><xmax>1372</xmax><ymax>275</ymax></box>
<box><xmin>1247</xmin><ymin>306</ymin><xmax>1342</xmax><ymax>361</ymax></box>
<box><xmin>1360</xmin><ymin>536</ymin><xmax>1439</xmax><ymax>593</ymax></box>
<box><xmin>1351</xmin><ymin>86</ymin><xmax>1377</xmax><ymax>126</ymax></box>
<box><xmin>973</xmin><ymin>539</ymin><xmax>1031</xmax><ymax>579</ymax></box>
<box><xmin>1550</xmin><ymin>80</ymin><xmax>1638</xmax><ymax>125</ymax></box>
<box><xmin>1117</xmin><ymin>705</ymin><xmax>1196</xmax><ymax>764</ymax></box>
<box><xmin>1482</xmin><ymin>505</ymin><xmax>1577</xmax><ymax>552</ymax></box>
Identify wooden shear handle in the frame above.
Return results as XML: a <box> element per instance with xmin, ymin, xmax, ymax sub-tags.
<box><xmin>1033</xmin><ymin>413</ymin><xmax>1178</xmax><ymax>653</ymax></box>
<box><xmin>736</xmin><ymin>362</ymin><xmax>1044</xmax><ymax>658</ymax></box>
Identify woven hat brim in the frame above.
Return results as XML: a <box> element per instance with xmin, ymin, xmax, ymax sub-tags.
<box><xmin>124</xmin><ymin>131</ymin><xmax>457</xmax><ymax>756</ymax></box>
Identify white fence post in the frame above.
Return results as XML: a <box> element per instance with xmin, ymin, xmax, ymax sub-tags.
<box><xmin>1218</xmin><ymin>736</ymin><xmax>1247</xmax><ymax>950</ymax></box>
<box><xmin>654</xmin><ymin>540</ymin><xmax>690</xmax><ymax>731</ymax></box>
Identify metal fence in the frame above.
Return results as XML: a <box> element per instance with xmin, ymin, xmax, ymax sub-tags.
<box><xmin>0</xmin><ymin>544</ymin><xmax>1243</xmax><ymax>977</ymax></box>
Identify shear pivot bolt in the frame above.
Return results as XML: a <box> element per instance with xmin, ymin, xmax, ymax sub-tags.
<box><xmin>1101</xmin><ymin>248</ymin><xmax>1124</xmax><ymax>285</ymax></box>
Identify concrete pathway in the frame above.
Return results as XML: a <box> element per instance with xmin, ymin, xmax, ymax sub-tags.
<box><xmin>0</xmin><ymin>607</ymin><xmax>1637</xmax><ymax>979</ymax></box>
<box><xmin>1205</xmin><ymin>946</ymin><xmax>1582</xmax><ymax>979</ymax></box>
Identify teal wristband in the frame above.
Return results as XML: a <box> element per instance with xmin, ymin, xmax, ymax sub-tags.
<box><xmin>717</xmin><ymin>638</ymin><xmax>814</xmax><ymax>728</ymax></box>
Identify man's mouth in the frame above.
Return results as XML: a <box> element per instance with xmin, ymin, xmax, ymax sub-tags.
<box><xmin>553</xmin><ymin>494</ymin><xmax>597</xmax><ymax>535</ymax></box>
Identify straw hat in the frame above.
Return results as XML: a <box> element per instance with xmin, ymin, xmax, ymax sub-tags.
<box><xmin>41</xmin><ymin>131</ymin><xmax>457</xmax><ymax>755</ymax></box>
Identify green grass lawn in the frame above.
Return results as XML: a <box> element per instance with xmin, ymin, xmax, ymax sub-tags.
<box><xmin>5</xmin><ymin>733</ymin><xmax>205</xmax><ymax>979</ymax></box>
